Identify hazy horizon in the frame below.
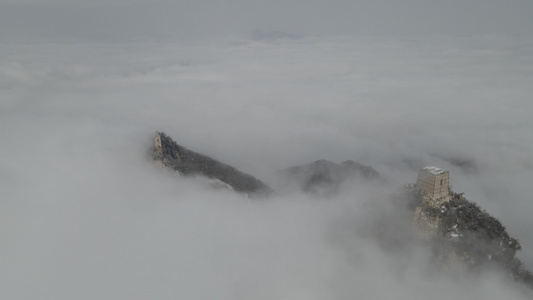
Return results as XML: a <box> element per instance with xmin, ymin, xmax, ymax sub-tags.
<box><xmin>1</xmin><ymin>0</ymin><xmax>533</xmax><ymax>43</ymax></box>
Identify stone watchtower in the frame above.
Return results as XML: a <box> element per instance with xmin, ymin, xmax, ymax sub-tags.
<box><xmin>154</xmin><ymin>133</ymin><xmax>163</xmax><ymax>155</ymax></box>
<box><xmin>416</xmin><ymin>166</ymin><xmax>450</xmax><ymax>203</ymax></box>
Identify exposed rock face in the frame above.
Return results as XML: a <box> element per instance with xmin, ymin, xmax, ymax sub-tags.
<box><xmin>280</xmin><ymin>159</ymin><xmax>380</xmax><ymax>195</ymax></box>
<box><xmin>152</xmin><ymin>132</ymin><xmax>273</xmax><ymax>196</ymax></box>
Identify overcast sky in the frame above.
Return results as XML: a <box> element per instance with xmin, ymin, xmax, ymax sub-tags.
<box><xmin>1</xmin><ymin>0</ymin><xmax>533</xmax><ymax>42</ymax></box>
<box><xmin>1</xmin><ymin>1</ymin><xmax>533</xmax><ymax>299</ymax></box>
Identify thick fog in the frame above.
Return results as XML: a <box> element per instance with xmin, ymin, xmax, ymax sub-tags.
<box><xmin>2</xmin><ymin>1</ymin><xmax>533</xmax><ymax>299</ymax></box>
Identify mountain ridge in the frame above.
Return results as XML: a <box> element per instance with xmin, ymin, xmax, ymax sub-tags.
<box><xmin>280</xmin><ymin>159</ymin><xmax>380</xmax><ymax>195</ymax></box>
<box><xmin>150</xmin><ymin>131</ymin><xmax>533</xmax><ymax>289</ymax></box>
<box><xmin>153</xmin><ymin>132</ymin><xmax>273</xmax><ymax>197</ymax></box>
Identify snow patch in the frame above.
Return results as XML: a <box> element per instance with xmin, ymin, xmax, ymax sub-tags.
<box><xmin>422</xmin><ymin>166</ymin><xmax>445</xmax><ymax>175</ymax></box>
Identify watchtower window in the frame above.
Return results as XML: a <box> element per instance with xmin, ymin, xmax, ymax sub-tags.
<box><xmin>440</xmin><ymin>179</ymin><xmax>443</xmax><ymax>185</ymax></box>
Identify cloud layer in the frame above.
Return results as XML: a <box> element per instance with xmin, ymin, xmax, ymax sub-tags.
<box><xmin>1</xmin><ymin>34</ymin><xmax>533</xmax><ymax>299</ymax></box>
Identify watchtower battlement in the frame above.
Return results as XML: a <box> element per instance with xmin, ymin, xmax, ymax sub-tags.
<box><xmin>416</xmin><ymin>166</ymin><xmax>450</xmax><ymax>204</ymax></box>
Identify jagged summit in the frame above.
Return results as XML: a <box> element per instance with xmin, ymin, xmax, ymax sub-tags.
<box><xmin>152</xmin><ymin>132</ymin><xmax>273</xmax><ymax>196</ymax></box>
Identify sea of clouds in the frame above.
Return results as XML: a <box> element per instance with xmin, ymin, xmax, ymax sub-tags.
<box><xmin>1</xmin><ymin>34</ymin><xmax>533</xmax><ymax>299</ymax></box>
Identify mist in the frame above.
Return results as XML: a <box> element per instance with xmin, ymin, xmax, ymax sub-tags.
<box><xmin>2</xmin><ymin>1</ymin><xmax>533</xmax><ymax>299</ymax></box>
